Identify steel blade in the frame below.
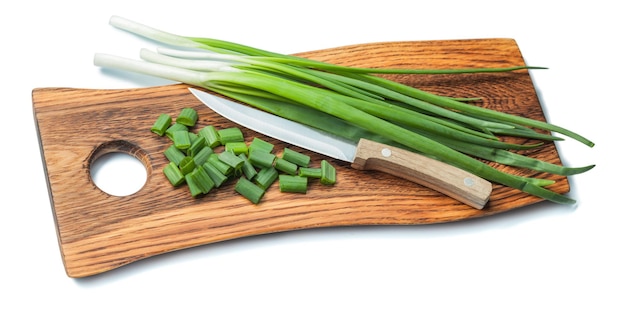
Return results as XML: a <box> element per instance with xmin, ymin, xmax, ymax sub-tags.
<box><xmin>189</xmin><ymin>88</ymin><xmax>357</xmax><ymax>162</ymax></box>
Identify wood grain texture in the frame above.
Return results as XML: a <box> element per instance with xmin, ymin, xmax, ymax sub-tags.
<box><xmin>32</xmin><ymin>38</ymin><xmax>570</xmax><ymax>278</ymax></box>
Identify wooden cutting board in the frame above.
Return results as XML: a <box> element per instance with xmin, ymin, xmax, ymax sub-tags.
<box><xmin>32</xmin><ymin>38</ymin><xmax>569</xmax><ymax>278</ymax></box>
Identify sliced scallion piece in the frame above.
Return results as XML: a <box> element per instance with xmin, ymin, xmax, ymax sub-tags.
<box><xmin>274</xmin><ymin>157</ymin><xmax>298</xmax><ymax>175</ymax></box>
<box><xmin>279</xmin><ymin>174</ymin><xmax>308</xmax><ymax>193</ymax></box>
<box><xmin>235</xmin><ymin>177</ymin><xmax>265</xmax><ymax>204</ymax></box>
<box><xmin>299</xmin><ymin>167</ymin><xmax>322</xmax><ymax>178</ymax></box>
<box><xmin>202</xmin><ymin>162</ymin><xmax>229</xmax><ymax>187</ymax></box>
<box><xmin>173</xmin><ymin>130</ymin><xmax>191</xmax><ymax>150</ymax></box>
<box><xmin>179</xmin><ymin>156</ymin><xmax>196</xmax><ymax>175</ymax></box>
<box><xmin>218</xmin><ymin>150</ymin><xmax>244</xmax><ymax>170</ymax></box>
<box><xmin>282</xmin><ymin>147</ymin><xmax>310</xmax><ymax>167</ymax></box>
<box><xmin>163</xmin><ymin>161</ymin><xmax>185</xmax><ymax>186</ymax></box>
<box><xmin>192</xmin><ymin>146</ymin><xmax>213</xmax><ymax>166</ymax></box>
<box><xmin>198</xmin><ymin>125</ymin><xmax>221</xmax><ymax>148</ymax></box>
<box><xmin>151</xmin><ymin>113</ymin><xmax>172</xmax><ymax>136</ymax></box>
<box><xmin>176</xmin><ymin>107</ymin><xmax>198</xmax><ymax>126</ymax></box>
<box><xmin>164</xmin><ymin>145</ymin><xmax>186</xmax><ymax>165</ymax></box>
<box><xmin>248</xmin><ymin>149</ymin><xmax>276</xmax><ymax>169</ymax></box>
<box><xmin>208</xmin><ymin>153</ymin><xmax>233</xmax><ymax>175</ymax></box>
<box><xmin>254</xmin><ymin>167</ymin><xmax>278</xmax><ymax>190</ymax></box>
<box><xmin>218</xmin><ymin>127</ymin><xmax>244</xmax><ymax>144</ymax></box>
<box><xmin>165</xmin><ymin>123</ymin><xmax>187</xmax><ymax>141</ymax></box>
<box><xmin>249</xmin><ymin>137</ymin><xmax>274</xmax><ymax>153</ymax></box>
<box><xmin>224</xmin><ymin>141</ymin><xmax>248</xmax><ymax>155</ymax></box>
<box><xmin>185</xmin><ymin>173</ymin><xmax>203</xmax><ymax>197</ymax></box>
<box><xmin>191</xmin><ymin>166</ymin><xmax>215</xmax><ymax>194</ymax></box>
<box><xmin>320</xmin><ymin>160</ymin><xmax>336</xmax><ymax>185</ymax></box>
<box><xmin>239</xmin><ymin>153</ymin><xmax>258</xmax><ymax>180</ymax></box>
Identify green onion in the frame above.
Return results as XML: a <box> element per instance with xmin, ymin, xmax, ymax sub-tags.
<box><xmin>320</xmin><ymin>160</ymin><xmax>336</xmax><ymax>185</ymax></box>
<box><xmin>151</xmin><ymin>113</ymin><xmax>172</xmax><ymax>136</ymax></box>
<box><xmin>163</xmin><ymin>161</ymin><xmax>185</xmax><ymax>186</ymax></box>
<box><xmin>274</xmin><ymin>157</ymin><xmax>298</xmax><ymax>175</ymax></box>
<box><xmin>202</xmin><ymin>162</ymin><xmax>229</xmax><ymax>187</ymax></box>
<box><xmin>282</xmin><ymin>147</ymin><xmax>310</xmax><ymax>167</ymax></box>
<box><xmin>299</xmin><ymin>167</ymin><xmax>322</xmax><ymax>178</ymax></box>
<box><xmin>224</xmin><ymin>141</ymin><xmax>248</xmax><ymax>155</ymax></box>
<box><xmin>176</xmin><ymin>107</ymin><xmax>198</xmax><ymax>126</ymax></box>
<box><xmin>98</xmin><ymin>16</ymin><xmax>596</xmax><ymax>204</ymax></box>
<box><xmin>279</xmin><ymin>174</ymin><xmax>308</xmax><ymax>193</ymax></box>
<box><xmin>239</xmin><ymin>153</ymin><xmax>258</xmax><ymax>180</ymax></box>
<box><xmin>185</xmin><ymin>173</ymin><xmax>203</xmax><ymax>197</ymax></box>
<box><xmin>218</xmin><ymin>127</ymin><xmax>244</xmax><ymax>144</ymax></box>
<box><xmin>249</xmin><ymin>137</ymin><xmax>274</xmax><ymax>153</ymax></box>
<box><xmin>187</xmin><ymin>135</ymin><xmax>207</xmax><ymax>157</ymax></box>
<box><xmin>235</xmin><ymin>177</ymin><xmax>265</xmax><ymax>204</ymax></box>
<box><xmin>248</xmin><ymin>149</ymin><xmax>276</xmax><ymax>169</ymax></box>
<box><xmin>207</xmin><ymin>153</ymin><xmax>233</xmax><ymax>175</ymax></box>
<box><xmin>190</xmin><ymin>166</ymin><xmax>215</xmax><ymax>194</ymax></box>
<box><xmin>165</xmin><ymin>123</ymin><xmax>187</xmax><ymax>141</ymax></box>
<box><xmin>179</xmin><ymin>156</ymin><xmax>196</xmax><ymax>175</ymax></box>
<box><xmin>218</xmin><ymin>150</ymin><xmax>244</xmax><ymax>170</ymax></box>
<box><xmin>254</xmin><ymin>167</ymin><xmax>279</xmax><ymax>190</ymax></box>
<box><xmin>198</xmin><ymin>125</ymin><xmax>221</xmax><ymax>148</ymax></box>
<box><xmin>173</xmin><ymin>130</ymin><xmax>191</xmax><ymax>150</ymax></box>
<box><xmin>164</xmin><ymin>145</ymin><xmax>186</xmax><ymax>165</ymax></box>
<box><xmin>192</xmin><ymin>146</ymin><xmax>212</xmax><ymax>166</ymax></box>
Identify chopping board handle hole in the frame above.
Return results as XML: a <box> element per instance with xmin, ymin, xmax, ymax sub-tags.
<box><xmin>88</xmin><ymin>140</ymin><xmax>151</xmax><ymax>197</ymax></box>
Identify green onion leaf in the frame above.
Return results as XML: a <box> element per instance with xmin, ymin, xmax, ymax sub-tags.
<box><xmin>281</xmin><ymin>147</ymin><xmax>311</xmax><ymax>167</ymax></box>
<box><xmin>279</xmin><ymin>174</ymin><xmax>308</xmax><ymax>193</ymax></box>
<box><xmin>163</xmin><ymin>161</ymin><xmax>185</xmax><ymax>186</ymax></box>
<box><xmin>320</xmin><ymin>160</ymin><xmax>337</xmax><ymax>185</ymax></box>
<box><xmin>254</xmin><ymin>167</ymin><xmax>278</xmax><ymax>190</ymax></box>
<box><xmin>176</xmin><ymin>107</ymin><xmax>198</xmax><ymax>126</ymax></box>
<box><xmin>151</xmin><ymin>113</ymin><xmax>172</xmax><ymax>136</ymax></box>
<box><xmin>218</xmin><ymin>127</ymin><xmax>244</xmax><ymax>144</ymax></box>
<box><xmin>235</xmin><ymin>177</ymin><xmax>265</xmax><ymax>204</ymax></box>
<box><xmin>274</xmin><ymin>157</ymin><xmax>298</xmax><ymax>175</ymax></box>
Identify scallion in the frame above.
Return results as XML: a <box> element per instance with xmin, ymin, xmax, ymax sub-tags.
<box><xmin>274</xmin><ymin>157</ymin><xmax>298</xmax><ymax>176</ymax></box>
<box><xmin>151</xmin><ymin>113</ymin><xmax>172</xmax><ymax>136</ymax></box>
<box><xmin>235</xmin><ymin>177</ymin><xmax>265</xmax><ymax>204</ymax></box>
<box><xmin>320</xmin><ymin>160</ymin><xmax>336</xmax><ymax>185</ymax></box>
<box><xmin>218</xmin><ymin>127</ymin><xmax>244</xmax><ymax>144</ymax></box>
<box><xmin>281</xmin><ymin>147</ymin><xmax>311</xmax><ymax>167</ymax></box>
<box><xmin>254</xmin><ymin>167</ymin><xmax>278</xmax><ymax>190</ymax></box>
<box><xmin>103</xmin><ymin>16</ymin><xmax>596</xmax><ymax>204</ymax></box>
<box><xmin>163</xmin><ymin>161</ymin><xmax>185</xmax><ymax>186</ymax></box>
<box><xmin>279</xmin><ymin>174</ymin><xmax>308</xmax><ymax>194</ymax></box>
<box><xmin>176</xmin><ymin>107</ymin><xmax>198</xmax><ymax>126</ymax></box>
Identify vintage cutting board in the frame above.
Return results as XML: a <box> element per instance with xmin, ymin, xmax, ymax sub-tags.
<box><xmin>33</xmin><ymin>38</ymin><xmax>570</xmax><ymax>278</ymax></box>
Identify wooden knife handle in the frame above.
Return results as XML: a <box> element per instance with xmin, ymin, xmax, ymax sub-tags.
<box><xmin>351</xmin><ymin>138</ymin><xmax>492</xmax><ymax>209</ymax></box>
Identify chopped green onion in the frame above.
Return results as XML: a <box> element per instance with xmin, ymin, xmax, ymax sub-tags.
<box><xmin>299</xmin><ymin>167</ymin><xmax>322</xmax><ymax>178</ymax></box>
<box><xmin>249</xmin><ymin>137</ymin><xmax>274</xmax><ymax>153</ymax></box>
<box><xmin>151</xmin><ymin>113</ymin><xmax>172</xmax><ymax>136</ymax></box>
<box><xmin>281</xmin><ymin>147</ymin><xmax>310</xmax><ymax>167</ymax></box>
<box><xmin>279</xmin><ymin>174</ymin><xmax>308</xmax><ymax>193</ymax></box>
<box><xmin>190</xmin><ymin>166</ymin><xmax>215</xmax><ymax>194</ymax></box>
<box><xmin>179</xmin><ymin>156</ymin><xmax>196</xmax><ymax>175</ymax></box>
<box><xmin>173</xmin><ymin>130</ymin><xmax>191</xmax><ymax>150</ymax></box>
<box><xmin>163</xmin><ymin>161</ymin><xmax>185</xmax><ymax>186</ymax></box>
<box><xmin>224</xmin><ymin>141</ymin><xmax>248</xmax><ymax>155</ymax></box>
<box><xmin>187</xmin><ymin>136</ymin><xmax>207</xmax><ymax>157</ymax></box>
<box><xmin>185</xmin><ymin>173</ymin><xmax>203</xmax><ymax>197</ymax></box>
<box><xmin>218</xmin><ymin>127</ymin><xmax>244</xmax><ymax>144</ymax></box>
<box><xmin>176</xmin><ymin>107</ymin><xmax>198</xmax><ymax>126</ymax></box>
<box><xmin>248</xmin><ymin>149</ymin><xmax>276</xmax><ymax>169</ymax></box>
<box><xmin>208</xmin><ymin>153</ymin><xmax>233</xmax><ymax>175</ymax></box>
<box><xmin>218</xmin><ymin>150</ymin><xmax>244</xmax><ymax>170</ymax></box>
<box><xmin>202</xmin><ymin>162</ymin><xmax>229</xmax><ymax>187</ymax></box>
<box><xmin>274</xmin><ymin>157</ymin><xmax>298</xmax><ymax>175</ymax></box>
<box><xmin>320</xmin><ymin>160</ymin><xmax>336</xmax><ymax>185</ymax></box>
<box><xmin>164</xmin><ymin>145</ymin><xmax>186</xmax><ymax>165</ymax></box>
<box><xmin>165</xmin><ymin>123</ymin><xmax>187</xmax><ymax>140</ymax></box>
<box><xmin>198</xmin><ymin>125</ymin><xmax>221</xmax><ymax>148</ymax></box>
<box><xmin>239</xmin><ymin>153</ymin><xmax>258</xmax><ymax>180</ymax></box>
<box><xmin>254</xmin><ymin>167</ymin><xmax>278</xmax><ymax>190</ymax></box>
<box><xmin>235</xmin><ymin>177</ymin><xmax>265</xmax><ymax>204</ymax></box>
<box><xmin>192</xmin><ymin>146</ymin><xmax>212</xmax><ymax>166</ymax></box>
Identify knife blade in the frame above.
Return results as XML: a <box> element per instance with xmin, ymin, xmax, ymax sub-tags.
<box><xmin>189</xmin><ymin>88</ymin><xmax>491</xmax><ymax>209</ymax></box>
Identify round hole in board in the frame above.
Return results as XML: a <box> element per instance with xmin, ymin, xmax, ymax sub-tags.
<box><xmin>89</xmin><ymin>140</ymin><xmax>151</xmax><ymax>196</ymax></box>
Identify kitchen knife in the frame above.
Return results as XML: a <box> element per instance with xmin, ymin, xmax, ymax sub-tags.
<box><xmin>189</xmin><ymin>88</ymin><xmax>492</xmax><ymax>209</ymax></box>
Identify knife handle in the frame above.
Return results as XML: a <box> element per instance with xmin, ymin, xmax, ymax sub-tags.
<box><xmin>351</xmin><ymin>138</ymin><xmax>492</xmax><ymax>209</ymax></box>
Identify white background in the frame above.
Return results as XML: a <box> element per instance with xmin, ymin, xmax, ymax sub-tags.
<box><xmin>3</xmin><ymin>1</ymin><xmax>623</xmax><ymax>323</ymax></box>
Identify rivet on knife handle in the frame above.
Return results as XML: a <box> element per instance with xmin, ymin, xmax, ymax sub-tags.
<box><xmin>351</xmin><ymin>138</ymin><xmax>492</xmax><ymax>209</ymax></box>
